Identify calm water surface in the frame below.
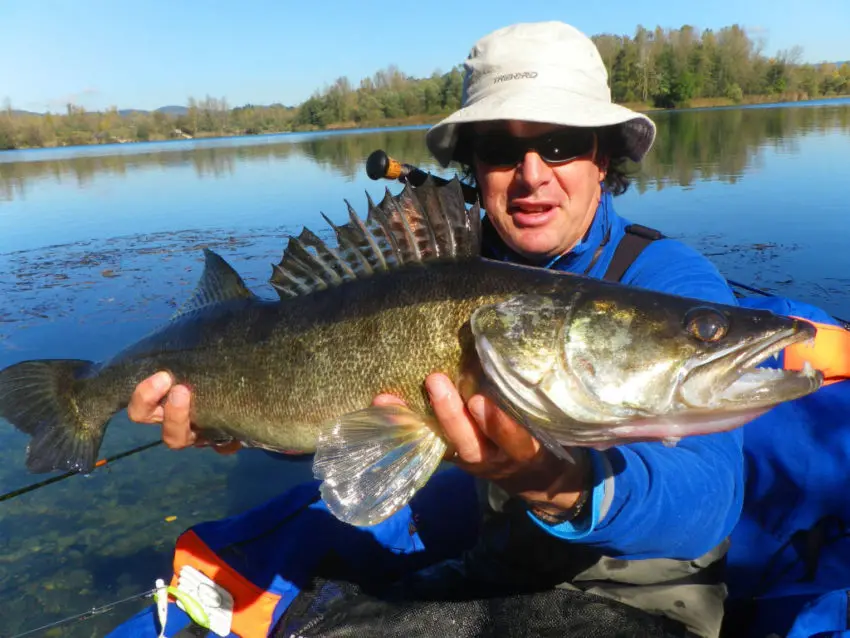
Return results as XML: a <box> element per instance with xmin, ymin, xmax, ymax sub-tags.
<box><xmin>1</xmin><ymin>99</ymin><xmax>849</xmax><ymax>636</ymax></box>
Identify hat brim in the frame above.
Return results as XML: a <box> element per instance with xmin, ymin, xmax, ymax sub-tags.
<box><xmin>425</xmin><ymin>87</ymin><xmax>656</xmax><ymax>167</ymax></box>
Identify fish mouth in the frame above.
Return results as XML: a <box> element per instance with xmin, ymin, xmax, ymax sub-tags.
<box><xmin>681</xmin><ymin>321</ymin><xmax>823</xmax><ymax>408</ymax></box>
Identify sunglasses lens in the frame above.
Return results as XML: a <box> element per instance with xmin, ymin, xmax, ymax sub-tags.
<box><xmin>539</xmin><ymin>130</ymin><xmax>595</xmax><ymax>163</ymax></box>
<box><xmin>473</xmin><ymin>129</ymin><xmax>595</xmax><ymax>166</ymax></box>
<box><xmin>473</xmin><ymin>136</ymin><xmax>520</xmax><ymax>166</ymax></box>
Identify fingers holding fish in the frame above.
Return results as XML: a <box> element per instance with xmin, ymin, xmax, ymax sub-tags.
<box><xmin>419</xmin><ymin>374</ymin><xmax>587</xmax><ymax>513</ymax></box>
<box><xmin>425</xmin><ymin>373</ymin><xmax>496</xmax><ymax>465</ymax></box>
<box><xmin>125</xmin><ymin>372</ymin><xmax>199</xmax><ymax>448</ymax></box>
<box><xmin>423</xmin><ymin>373</ymin><xmax>554</xmax><ymax>484</ymax></box>
<box><xmin>466</xmin><ymin>394</ymin><xmax>540</xmax><ymax>466</ymax></box>
<box><xmin>126</xmin><ymin>370</ymin><xmax>174</xmax><ymax>425</ymax></box>
<box><xmin>162</xmin><ymin>385</ymin><xmax>242</xmax><ymax>454</ymax></box>
<box><xmin>456</xmin><ymin>392</ymin><xmax>582</xmax><ymax>501</ymax></box>
<box><xmin>126</xmin><ymin>372</ymin><xmax>238</xmax><ymax>453</ymax></box>
<box><xmin>126</xmin><ymin>373</ymin><xmax>198</xmax><ymax>450</ymax></box>
<box><xmin>370</xmin><ymin>376</ymin><xmax>537</xmax><ymax>477</ymax></box>
<box><xmin>160</xmin><ymin>384</ymin><xmax>196</xmax><ymax>448</ymax></box>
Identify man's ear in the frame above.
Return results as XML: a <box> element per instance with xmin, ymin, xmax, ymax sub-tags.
<box><xmin>597</xmin><ymin>156</ymin><xmax>609</xmax><ymax>182</ymax></box>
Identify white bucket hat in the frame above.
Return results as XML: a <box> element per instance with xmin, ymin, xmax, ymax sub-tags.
<box><xmin>425</xmin><ymin>21</ymin><xmax>657</xmax><ymax>167</ymax></box>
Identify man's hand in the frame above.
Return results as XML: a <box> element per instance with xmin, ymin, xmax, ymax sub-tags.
<box><xmin>127</xmin><ymin>371</ymin><xmax>242</xmax><ymax>454</ymax></box>
<box><xmin>373</xmin><ymin>372</ymin><xmax>589</xmax><ymax>516</ymax></box>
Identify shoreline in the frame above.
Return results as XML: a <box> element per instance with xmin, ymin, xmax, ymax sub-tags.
<box><xmin>3</xmin><ymin>94</ymin><xmax>849</xmax><ymax>152</ymax></box>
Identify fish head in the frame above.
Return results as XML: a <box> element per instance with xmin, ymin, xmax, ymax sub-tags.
<box><xmin>470</xmin><ymin>291</ymin><xmax>823</xmax><ymax>447</ymax></box>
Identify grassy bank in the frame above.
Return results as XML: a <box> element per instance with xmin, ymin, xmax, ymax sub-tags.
<box><xmin>624</xmin><ymin>92</ymin><xmax>850</xmax><ymax>113</ymax></box>
<box><xmin>2</xmin><ymin>93</ymin><xmax>848</xmax><ymax>152</ymax></box>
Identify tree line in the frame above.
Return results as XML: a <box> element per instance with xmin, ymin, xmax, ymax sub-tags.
<box><xmin>0</xmin><ymin>24</ymin><xmax>848</xmax><ymax>151</ymax></box>
<box><xmin>592</xmin><ymin>24</ymin><xmax>848</xmax><ymax>108</ymax></box>
<box><xmin>4</xmin><ymin>102</ymin><xmax>847</xmax><ymax>204</ymax></box>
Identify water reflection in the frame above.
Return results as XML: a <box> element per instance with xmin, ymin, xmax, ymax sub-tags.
<box><xmin>634</xmin><ymin>101</ymin><xmax>850</xmax><ymax>191</ymax></box>
<box><xmin>0</xmin><ymin>127</ymin><xmax>442</xmax><ymax>204</ymax></box>
<box><xmin>2</xmin><ymin>101</ymin><xmax>848</xmax><ymax>203</ymax></box>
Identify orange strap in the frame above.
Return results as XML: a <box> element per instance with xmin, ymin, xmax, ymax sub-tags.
<box><xmin>784</xmin><ymin>318</ymin><xmax>850</xmax><ymax>386</ymax></box>
<box><xmin>171</xmin><ymin>530</ymin><xmax>282</xmax><ymax>637</ymax></box>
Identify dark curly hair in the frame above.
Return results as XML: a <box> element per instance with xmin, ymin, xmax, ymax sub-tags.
<box><xmin>450</xmin><ymin>123</ymin><xmax>639</xmax><ymax>197</ymax></box>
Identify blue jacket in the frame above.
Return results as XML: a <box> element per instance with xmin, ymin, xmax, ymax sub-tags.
<box><xmin>480</xmin><ymin>189</ymin><xmax>745</xmax><ymax>561</ymax></box>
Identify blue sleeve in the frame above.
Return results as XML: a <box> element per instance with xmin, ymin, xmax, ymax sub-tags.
<box><xmin>528</xmin><ymin>239</ymin><xmax>745</xmax><ymax>560</ymax></box>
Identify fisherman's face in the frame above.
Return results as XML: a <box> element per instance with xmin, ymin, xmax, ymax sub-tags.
<box><xmin>472</xmin><ymin>120</ymin><xmax>607</xmax><ymax>263</ymax></box>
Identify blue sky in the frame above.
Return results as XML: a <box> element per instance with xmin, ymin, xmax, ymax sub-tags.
<box><xmin>3</xmin><ymin>0</ymin><xmax>847</xmax><ymax>113</ymax></box>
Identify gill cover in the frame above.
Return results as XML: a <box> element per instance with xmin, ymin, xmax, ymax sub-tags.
<box><xmin>470</xmin><ymin>293</ymin><xmax>669</xmax><ymax>432</ymax></box>
<box><xmin>469</xmin><ymin>293</ymin><xmax>629</xmax><ymax>451</ymax></box>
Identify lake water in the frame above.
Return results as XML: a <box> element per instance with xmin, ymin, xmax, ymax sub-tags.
<box><xmin>1</xmin><ymin>98</ymin><xmax>849</xmax><ymax>636</ymax></box>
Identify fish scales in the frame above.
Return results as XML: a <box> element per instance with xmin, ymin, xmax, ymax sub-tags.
<box><xmin>82</xmin><ymin>259</ymin><xmax>567</xmax><ymax>451</ymax></box>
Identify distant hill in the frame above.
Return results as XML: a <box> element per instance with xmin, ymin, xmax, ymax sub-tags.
<box><xmin>116</xmin><ymin>107</ymin><xmax>188</xmax><ymax>116</ymax></box>
<box><xmin>4</xmin><ymin>105</ymin><xmax>191</xmax><ymax>117</ymax></box>
<box><xmin>155</xmin><ymin>105</ymin><xmax>189</xmax><ymax>116</ymax></box>
<box><xmin>4</xmin><ymin>104</ymin><xmax>296</xmax><ymax>117</ymax></box>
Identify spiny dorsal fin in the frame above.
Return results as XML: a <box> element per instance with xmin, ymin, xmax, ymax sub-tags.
<box><xmin>174</xmin><ymin>248</ymin><xmax>257</xmax><ymax>317</ymax></box>
<box><xmin>269</xmin><ymin>176</ymin><xmax>481</xmax><ymax>300</ymax></box>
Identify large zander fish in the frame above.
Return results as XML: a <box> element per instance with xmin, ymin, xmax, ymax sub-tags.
<box><xmin>0</xmin><ymin>178</ymin><xmax>822</xmax><ymax>526</ymax></box>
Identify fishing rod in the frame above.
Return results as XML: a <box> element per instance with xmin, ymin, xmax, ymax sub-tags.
<box><xmin>365</xmin><ymin>149</ymin><xmax>850</xmax><ymax>329</ymax></box>
<box><xmin>5</xmin><ymin>588</ymin><xmax>159</xmax><ymax>638</ymax></box>
<box><xmin>365</xmin><ymin>149</ymin><xmax>480</xmax><ymax>204</ymax></box>
<box><xmin>5</xmin><ymin>575</ymin><xmax>213</xmax><ymax>638</ymax></box>
<box><xmin>0</xmin><ymin>440</ymin><xmax>162</xmax><ymax>504</ymax></box>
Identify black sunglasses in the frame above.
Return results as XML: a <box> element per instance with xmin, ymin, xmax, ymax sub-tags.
<box><xmin>472</xmin><ymin>128</ymin><xmax>596</xmax><ymax>167</ymax></box>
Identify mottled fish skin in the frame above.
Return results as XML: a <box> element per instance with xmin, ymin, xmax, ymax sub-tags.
<box><xmin>80</xmin><ymin>258</ymin><xmax>584</xmax><ymax>452</ymax></box>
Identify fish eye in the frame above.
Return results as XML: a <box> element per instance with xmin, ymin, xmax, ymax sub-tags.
<box><xmin>684</xmin><ymin>307</ymin><xmax>729</xmax><ymax>342</ymax></box>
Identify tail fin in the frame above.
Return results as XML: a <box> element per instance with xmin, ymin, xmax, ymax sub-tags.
<box><xmin>0</xmin><ymin>359</ymin><xmax>112</xmax><ymax>474</ymax></box>
<box><xmin>312</xmin><ymin>405</ymin><xmax>447</xmax><ymax>527</ymax></box>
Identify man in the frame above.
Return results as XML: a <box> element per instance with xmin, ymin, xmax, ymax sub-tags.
<box><xmin>127</xmin><ymin>22</ymin><xmax>744</xmax><ymax>637</ymax></box>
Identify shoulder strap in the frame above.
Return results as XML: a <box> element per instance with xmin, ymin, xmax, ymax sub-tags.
<box><xmin>603</xmin><ymin>224</ymin><xmax>665</xmax><ymax>283</ymax></box>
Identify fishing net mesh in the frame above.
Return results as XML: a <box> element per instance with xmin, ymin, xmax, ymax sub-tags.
<box><xmin>273</xmin><ymin>572</ymin><xmax>699</xmax><ymax>638</ymax></box>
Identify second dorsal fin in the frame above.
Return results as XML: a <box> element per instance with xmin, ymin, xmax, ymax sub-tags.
<box><xmin>269</xmin><ymin>176</ymin><xmax>481</xmax><ymax>300</ymax></box>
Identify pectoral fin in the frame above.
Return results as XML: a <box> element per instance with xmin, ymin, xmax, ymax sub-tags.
<box><xmin>312</xmin><ymin>405</ymin><xmax>447</xmax><ymax>527</ymax></box>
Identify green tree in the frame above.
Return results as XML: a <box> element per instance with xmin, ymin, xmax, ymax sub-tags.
<box><xmin>2</xmin><ymin>23</ymin><xmax>848</xmax><ymax>152</ymax></box>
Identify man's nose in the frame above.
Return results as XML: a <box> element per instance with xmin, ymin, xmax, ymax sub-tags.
<box><xmin>515</xmin><ymin>150</ymin><xmax>552</xmax><ymax>190</ymax></box>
